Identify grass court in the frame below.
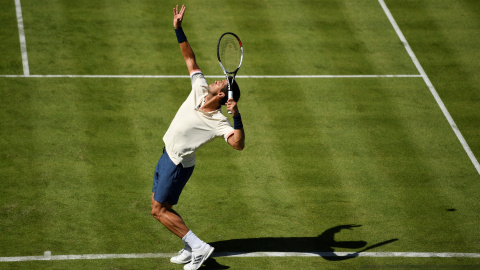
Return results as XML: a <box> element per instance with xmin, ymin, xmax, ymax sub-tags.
<box><xmin>1</xmin><ymin>0</ymin><xmax>480</xmax><ymax>269</ymax></box>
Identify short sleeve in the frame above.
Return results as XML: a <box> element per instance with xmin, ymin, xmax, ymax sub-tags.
<box><xmin>190</xmin><ymin>70</ymin><xmax>204</xmax><ymax>86</ymax></box>
<box><xmin>217</xmin><ymin>118</ymin><xmax>235</xmax><ymax>142</ymax></box>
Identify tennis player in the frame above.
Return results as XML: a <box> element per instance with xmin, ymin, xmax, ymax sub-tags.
<box><xmin>150</xmin><ymin>4</ymin><xmax>245</xmax><ymax>270</ymax></box>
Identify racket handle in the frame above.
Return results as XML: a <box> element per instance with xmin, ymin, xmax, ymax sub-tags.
<box><xmin>227</xmin><ymin>90</ymin><xmax>233</xmax><ymax>114</ymax></box>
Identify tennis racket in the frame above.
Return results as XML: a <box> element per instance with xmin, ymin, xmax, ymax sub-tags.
<box><xmin>217</xmin><ymin>32</ymin><xmax>243</xmax><ymax>114</ymax></box>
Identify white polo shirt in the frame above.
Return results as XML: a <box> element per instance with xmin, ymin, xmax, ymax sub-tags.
<box><xmin>163</xmin><ymin>71</ymin><xmax>234</xmax><ymax>168</ymax></box>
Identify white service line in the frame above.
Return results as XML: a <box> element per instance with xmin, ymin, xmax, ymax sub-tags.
<box><xmin>378</xmin><ymin>0</ymin><xmax>480</xmax><ymax>175</ymax></box>
<box><xmin>239</xmin><ymin>75</ymin><xmax>422</xmax><ymax>78</ymax></box>
<box><xmin>14</xmin><ymin>0</ymin><xmax>29</xmax><ymax>76</ymax></box>
<box><xmin>1</xmin><ymin>251</ymin><xmax>480</xmax><ymax>262</ymax></box>
<box><xmin>0</xmin><ymin>74</ymin><xmax>422</xmax><ymax>79</ymax></box>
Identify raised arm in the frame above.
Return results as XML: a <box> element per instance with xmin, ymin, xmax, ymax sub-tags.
<box><xmin>173</xmin><ymin>5</ymin><xmax>200</xmax><ymax>74</ymax></box>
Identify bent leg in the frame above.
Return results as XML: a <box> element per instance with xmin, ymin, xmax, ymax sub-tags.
<box><xmin>151</xmin><ymin>193</ymin><xmax>189</xmax><ymax>238</ymax></box>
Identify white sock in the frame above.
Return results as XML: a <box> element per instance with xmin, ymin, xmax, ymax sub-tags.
<box><xmin>182</xmin><ymin>230</ymin><xmax>204</xmax><ymax>250</ymax></box>
<box><xmin>183</xmin><ymin>241</ymin><xmax>192</xmax><ymax>252</ymax></box>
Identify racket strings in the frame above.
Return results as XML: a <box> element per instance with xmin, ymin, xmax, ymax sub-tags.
<box><xmin>219</xmin><ymin>36</ymin><xmax>241</xmax><ymax>73</ymax></box>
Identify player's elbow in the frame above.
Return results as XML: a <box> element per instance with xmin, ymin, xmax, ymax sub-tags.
<box><xmin>228</xmin><ymin>133</ymin><xmax>245</xmax><ymax>151</ymax></box>
<box><xmin>233</xmin><ymin>142</ymin><xmax>245</xmax><ymax>151</ymax></box>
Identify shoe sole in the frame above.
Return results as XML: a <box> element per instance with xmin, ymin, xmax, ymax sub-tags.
<box><xmin>170</xmin><ymin>258</ymin><xmax>191</xmax><ymax>265</ymax></box>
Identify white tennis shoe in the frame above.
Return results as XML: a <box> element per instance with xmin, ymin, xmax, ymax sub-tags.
<box><xmin>183</xmin><ymin>243</ymin><xmax>214</xmax><ymax>270</ymax></box>
<box><xmin>170</xmin><ymin>248</ymin><xmax>192</xmax><ymax>264</ymax></box>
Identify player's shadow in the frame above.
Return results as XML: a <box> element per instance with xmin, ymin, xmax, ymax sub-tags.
<box><xmin>203</xmin><ymin>225</ymin><xmax>398</xmax><ymax>269</ymax></box>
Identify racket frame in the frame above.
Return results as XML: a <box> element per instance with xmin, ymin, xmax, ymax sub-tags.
<box><xmin>217</xmin><ymin>32</ymin><xmax>243</xmax><ymax>113</ymax></box>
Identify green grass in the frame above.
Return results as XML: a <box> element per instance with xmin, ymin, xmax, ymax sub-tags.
<box><xmin>0</xmin><ymin>0</ymin><xmax>23</xmax><ymax>75</ymax></box>
<box><xmin>1</xmin><ymin>0</ymin><xmax>480</xmax><ymax>269</ymax></box>
<box><xmin>387</xmin><ymin>0</ymin><xmax>480</xmax><ymax>164</ymax></box>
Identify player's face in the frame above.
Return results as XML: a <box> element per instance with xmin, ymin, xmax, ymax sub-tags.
<box><xmin>209</xmin><ymin>80</ymin><xmax>228</xmax><ymax>95</ymax></box>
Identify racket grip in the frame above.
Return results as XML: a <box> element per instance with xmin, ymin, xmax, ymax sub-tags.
<box><xmin>227</xmin><ymin>90</ymin><xmax>233</xmax><ymax>114</ymax></box>
<box><xmin>228</xmin><ymin>90</ymin><xmax>233</xmax><ymax>100</ymax></box>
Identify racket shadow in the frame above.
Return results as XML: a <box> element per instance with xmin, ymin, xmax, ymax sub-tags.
<box><xmin>209</xmin><ymin>224</ymin><xmax>398</xmax><ymax>261</ymax></box>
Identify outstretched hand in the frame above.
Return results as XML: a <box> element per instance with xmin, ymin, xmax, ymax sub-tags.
<box><xmin>173</xmin><ymin>5</ymin><xmax>186</xmax><ymax>29</ymax></box>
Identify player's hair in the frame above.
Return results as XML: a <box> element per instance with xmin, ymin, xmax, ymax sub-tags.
<box><xmin>220</xmin><ymin>76</ymin><xmax>240</xmax><ymax>105</ymax></box>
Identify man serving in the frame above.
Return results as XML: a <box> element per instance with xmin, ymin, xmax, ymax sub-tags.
<box><xmin>150</xmin><ymin>4</ymin><xmax>245</xmax><ymax>270</ymax></box>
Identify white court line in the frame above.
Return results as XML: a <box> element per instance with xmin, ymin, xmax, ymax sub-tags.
<box><xmin>14</xmin><ymin>0</ymin><xmax>29</xmax><ymax>76</ymax></box>
<box><xmin>0</xmin><ymin>74</ymin><xmax>422</xmax><ymax>78</ymax></box>
<box><xmin>239</xmin><ymin>75</ymin><xmax>422</xmax><ymax>79</ymax></box>
<box><xmin>217</xmin><ymin>252</ymin><xmax>480</xmax><ymax>258</ymax></box>
<box><xmin>379</xmin><ymin>0</ymin><xmax>480</xmax><ymax>176</ymax></box>
<box><xmin>1</xmin><ymin>251</ymin><xmax>480</xmax><ymax>262</ymax></box>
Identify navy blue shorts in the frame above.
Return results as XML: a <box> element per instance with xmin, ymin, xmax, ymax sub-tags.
<box><xmin>152</xmin><ymin>150</ymin><xmax>194</xmax><ymax>205</ymax></box>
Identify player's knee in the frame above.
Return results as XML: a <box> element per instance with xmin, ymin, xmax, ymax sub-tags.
<box><xmin>151</xmin><ymin>207</ymin><xmax>163</xmax><ymax>220</ymax></box>
<box><xmin>151</xmin><ymin>203</ymin><xmax>168</xmax><ymax>220</ymax></box>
